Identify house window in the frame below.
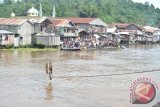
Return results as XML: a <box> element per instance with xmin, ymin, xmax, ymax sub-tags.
<box><xmin>0</xmin><ymin>36</ymin><xmax>2</xmax><ymax>42</ymax></box>
<box><xmin>20</xmin><ymin>37</ymin><xmax>23</xmax><ymax>41</ymax></box>
<box><xmin>40</xmin><ymin>26</ymin><xmax>43</xmax><ymax>31</ymax></box>
<box><xmin>5</xmin><ymin>35</ymin><xmax>8</xmax><ymax>41</ymax></box>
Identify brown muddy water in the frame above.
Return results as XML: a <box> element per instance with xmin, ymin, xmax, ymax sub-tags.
<box><xmin>0</xmin><ymin>45</ymin><xmax>160</xmax><ymax>107</ymax></box>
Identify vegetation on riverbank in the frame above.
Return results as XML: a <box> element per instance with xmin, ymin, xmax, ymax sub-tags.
<box><xmin>0</xmin><ymin>44</ymin><xmax>58</xmax><ymax>51</ymax></box>
<box><xmin>1</xmin><ymin>0</ymin><xmax>160</xmax><ymax>27</ymax></box>
<box><xmin>0</xmin><ymin>48</ymin><xmax>58</xmax><ymax>51</ymax></box>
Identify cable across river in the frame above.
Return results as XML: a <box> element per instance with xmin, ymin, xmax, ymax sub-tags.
<box><xmin>52</xmin><ymin>68</ymin><xmax>160</xmax><ymax>79</ymax></box>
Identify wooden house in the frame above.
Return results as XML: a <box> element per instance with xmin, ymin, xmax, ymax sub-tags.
<box><xmin>143</xmin><ymin>26</ymin><xmax>160</xmax><ymax>43</ymax></box>
<box><xmin>49</xmin><ymin>18</ymin><xmax>82</xmax><ymax>49</ymax></box>
<box><xmin>49</xmin><ymin>18</ymin><xmax>78</xmax><ymax>39</ymax></box>
<box><xmin>115</xmin><ymin>23</ymin><xmax>143</xmax><ymax>44</ymax></box>
<box><xmin>154</xmin><ymin>29</ymin><xmax>160</xmax><ymax>42</ymax></box>
<box><xmin>55</xmin><ymin>18</ymin><xmax>107</xmax><ymax>35</ymax></box>
<box><xmin>0</xmin><ymin>18</ymin><xmax>33</xmax><ymax>45</ymax></box>
<box><xmin>0</xmin><ymin>30</ymin><xmax>14</xmax><ymax>46</ymax></box>
<box><xmin>106</xmin><ymin>26</ymin><xmax>121</xmax><ymax>44</ymax></box>
<box><xmin>54</xmin><ymin>18</ymin><xmax>109</xmax><ymax>49</ymax></box>
<box><xmin>35</xmin><ymin>18</ymin><xmax>78</xmax><ymax>47</ymax></box>
<box><xmin>28</xmin><ymin>17</ymin><xmax>52</xmax><ymax>34</ymax></box>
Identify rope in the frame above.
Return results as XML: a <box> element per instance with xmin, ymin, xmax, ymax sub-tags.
<box><xmin>52</xmin><ymin>69</ymin><xmax>160</xmax><ymax>79</ymax></box>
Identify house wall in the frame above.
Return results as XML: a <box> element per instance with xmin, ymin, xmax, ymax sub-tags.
<box><xmin>154</xmin><ymin>30</ymin><xmax>160</xmax><ymax>35</ymax></box>
<box><xmin>34</xmin><ymin>23</ymin><xmax>41</xmax><ymax>33</ymax></box>
<box><xmin>0</xmin><ymin>25</ymin><xmax>18</xmax><ymax>33</ymax></box>
<box><xmin>75</xmin><ymin>24</ymin><xmax>90</xmax><ymax>30</ymax></box>
<box><xmin>18</xmin><ymin>21</ymin><xmax>33</xmax><ymax>45</ymax></box>
<box><xmin>107</xmin><ymin>33</ymin><xmax>113</xmax><ymax>40</ymax></box>
<box><xmin>0</xmin><ymin>21</ymin><xmax>33</xmax><ymax>45</ymax></box>
<box><xmin>144</xmin><ymin>37</ymin><xmax>153</xmax><ymax>42</ymax></box>
<box><xmin>36</xmin><ymin>36</ymin><xmax>50</xmax><ymax>46</ymax></box>
<box><xmin>36</xmin><ymin>35</ymin><xmax>60</xmax><ymax>46</ymax></box>
<box><xmin>34</xmin><ymin>20</ymin><xmax>52</xmax><ymax>34</ymax></box>
<box><xmin>0</xmin><ymin>34</ymin><xmax>14</xmax><ymax>45</ymax></box>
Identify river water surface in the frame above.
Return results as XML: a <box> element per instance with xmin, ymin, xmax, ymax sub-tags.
<box><xmin>0</xmin><ymin>45</ymin><xmax>160</xmax><ymax>107</ymax></box>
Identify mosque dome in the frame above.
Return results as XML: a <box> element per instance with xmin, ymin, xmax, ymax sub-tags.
<box><xmin>11</xmin><ymin>12</ymin><xmax>15</xmax><ymax>17</ymax></box>
<box><xmin>27</xmin><ymin>7</ymin><xmax>39</xmax><ymax>16</ymax></box>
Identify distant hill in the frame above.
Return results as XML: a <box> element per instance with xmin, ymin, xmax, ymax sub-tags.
<box><xmin>1</xmin><ymin>0</ymin><xmax>160</xmax><ymax>27</ymax></box>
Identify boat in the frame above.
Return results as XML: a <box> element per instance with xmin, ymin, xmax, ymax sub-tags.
<box><xmin>60</xmin><ymin>47</ymin><xmax>81</xmax><ymax>51</ymax></box>
<box><xmin>102</xmin><ymin>46</ymin><xmax>119</xmax><ymax>49</ymax></box>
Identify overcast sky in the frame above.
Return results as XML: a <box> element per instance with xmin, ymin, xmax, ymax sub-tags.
<box><xmin>0</xmin><ymin>0</ymin><xmax>160</xmax><ymax>8</ymax></box>
<box><xmin>132</xmin><ymin>0</ymin><xmax>160</xmax><ymax>8</ymax></box>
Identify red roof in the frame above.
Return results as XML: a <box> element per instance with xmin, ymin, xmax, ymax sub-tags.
<box><xmin>115</xmin><ymin>23</ymin><xmax>142</xmax><ymax>30</ymax></box>
<box><xmin>0</xmin><ymin>18</ymin><xmax>28</xmax><ymax>25</ymax></box>
<box><xmin>115</xmin><ymin>23</ymin><xmax>130</xmax><ymax>29</ymax></box>
<box><xmin>49</xmin><ymin>19</ymin><xmax>74</xmax><ymax>27</ymax></box>
<box><xmin>54</xmin><ymin>17</ymin><xmax>97</xmax><ymax>24</ymax></box>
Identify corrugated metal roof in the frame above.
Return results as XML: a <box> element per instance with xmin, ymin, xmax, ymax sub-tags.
<box><xmin>143</xmin><ymin>26</ymin><xmax>160</xmax><ymax>33</ymax></box>
<box><xmin>0</xmin><ymin>18</ymin><xmax>27</xmax><ymax>26</ymax></box>
<box><xmin>28</xmin><ymin>17</ymin><xmax>48</xmax><ymax>24</ymax></box>
<box><xmin>115</xmin><ymin>23</ymin><xmax>142</xmax><ymax>31</ymax></box>
<box><xmin>53</xmin><ymin>17</ymin><xmax>96</xmax><ymax>24</ymax></box>
<box><xmin>50</xmin><ymin>17</ymin><xmax>107</xmax><ymax>26</ymax></box>
<box><xmin>49</xmin><ymin>19</ymin><xmax>74</xmax><ymax>27</ymax></box>
<box><xmin>115</xmin><ymin>23</ymin><xmax>130</xmax><ymax>29</ymax></box>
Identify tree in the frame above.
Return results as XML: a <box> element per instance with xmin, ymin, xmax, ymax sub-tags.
<box><xmin>0</xmin><ymin>0</ymin><xmax>160</xmax><ymax>27</ymax></box>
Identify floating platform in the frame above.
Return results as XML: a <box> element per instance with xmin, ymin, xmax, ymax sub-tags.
<box><xmin>60</xmin><ymin>47</ymin><xmax>81</xmax><ymax>51</ymax></box>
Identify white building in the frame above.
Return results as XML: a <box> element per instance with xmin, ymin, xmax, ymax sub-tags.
<box><xmin>27</xmin><ymin>7</ymin><xmax>39</xmax><ymax>17</ymax></box>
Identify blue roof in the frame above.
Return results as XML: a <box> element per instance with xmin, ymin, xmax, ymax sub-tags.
<box><xmin>0</xmin><ymin>30</ymin><xmax>14</xmax><ymax>34</ymax></box>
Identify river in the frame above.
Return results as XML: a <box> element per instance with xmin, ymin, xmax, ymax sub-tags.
<box><xmin>0</xmin><ymin>45</ymin><xmax>160</xmax><ymax>107</ymax></box>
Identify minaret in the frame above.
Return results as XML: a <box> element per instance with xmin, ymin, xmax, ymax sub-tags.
<box><xmin>39</xmin><ymin>3</ymin><xmax>42</xmax><ymax>17</ymax></box>
<box><xmin>52</xmin><ymin>5</ymin><xmax>56</xmax><ymax>18</ymax></box>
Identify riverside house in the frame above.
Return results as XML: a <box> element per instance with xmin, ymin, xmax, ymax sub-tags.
<box><xmin>0</xmin><ymin>18</ymin><xmax>33</xmax><ymax>45</ymax></box>
<box><xmin>115</xmin><ymin>23</ymin><xmax>143</xmax><ymax>44</ymax></box>
<box><xmin>49</xmin><ymin>18</ymin><xmax>78</xmax><ymax>38</ymax></box>
<box><xmin>28</xmin><ymin>17</ymin><xmax>52</xmax><ymax>34</ymax></box>
<box><xmin>55</xmin><ymin>18</ymin><xmax>109</xmax><ymax>49</ymax></box>
<box><xmin>0</xmin><ymin>30</ymin><xmax>14</xmax><ymax>47</ymax></box>
<box><xmin>48</xmin><ymin>18</ymin><xmax>78</xmax><ymax>48</ymax></box>
<box><xmin>59</xmin><ymin>18</ymin><xmax>108</xmax><ymax>35</ymax></box>
<box><xmin>55</xmin><ymin>18</ymin><xmax>107</xmax><ymax>35</ymax></box>
<box><xmin>143</xmin><ymin>26</ymin><xmax>160</xmax><ymax>43</ymax></box>
<box><xmin>35</xmin><ymin>18</ymin><xmax>77</xmax><ymax>47</ymax></box>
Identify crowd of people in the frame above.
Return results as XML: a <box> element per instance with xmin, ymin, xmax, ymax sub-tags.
<box><xmin>61</xmin><ymin>38</ymin><xmax>80</xmax><ymax>48</ymax></box>
<box><xmin>61</xmin><ymin>35</ymin><xmax>119</xmax><ymax>50</ymax></box>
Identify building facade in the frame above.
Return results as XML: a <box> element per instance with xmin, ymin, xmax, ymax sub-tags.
<box><xmin>0</xmin><ymin>18</ymin><xmax>33</xmax><ymax>45</ymax></box>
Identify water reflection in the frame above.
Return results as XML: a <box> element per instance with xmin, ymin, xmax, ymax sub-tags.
<box><xmin>59</xmin><ymin>50</ymin><xmax>100</xmax><ymax>60</ymax></box>
<box><xmin>128</xmin><ymin>44</ymin><xmax>160</xmax><ymax>50</ymax></box>
<box><xmin>44</xmin><ymin>82</ymin><xmax>54</xmax><ymax>100</ymax></box>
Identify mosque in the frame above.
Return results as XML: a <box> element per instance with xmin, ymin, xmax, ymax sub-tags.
<box><xmin>5</xmin><ymin>3</ymin><xmax>57</xmax><ymax>45</ymax></box>
<box><xmin>11</xmin><ymin>3</ymin><xmax>56</xmax><ymax>17</ymax></box>
<box><xmin>27</xmin><ymin>7</ymin><xmax>39</xmax><ymax>17</ymax></box>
